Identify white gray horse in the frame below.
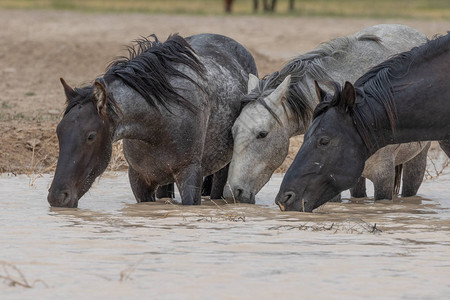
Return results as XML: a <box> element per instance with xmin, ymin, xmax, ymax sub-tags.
<box><xmin>225</xmin><ymin>24</ymin><xmax>430</xmax><ymax>203</ymax></box>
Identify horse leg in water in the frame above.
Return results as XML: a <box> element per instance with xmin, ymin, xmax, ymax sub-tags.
<box><xmin>156</xmin><ymin>183</ymin><xmax>175</xmax><ymax>199</ymax></box>
<box><xmin>328</xmin><ymin>193</ymin><xmax>341</xmax><ymax>202</ymax></box>
<box><xmin>401</xmin><ymin>143</ymin><xmax>430</xmax><ymax>197</ymax></box>
<box><xmin>210</xmin><ymin>164</ymin><xmax>229</xmax><ymax>199</ymax></box>
<box><xmin>368</xmin><ymin>160</ymin><xmax>395</xmax><ymax>200</ymax></box>
<box><xmin>201</xmin><ymin>175</ymin><xmax>214</xmax><ymax>196</ymax></box>
<box><xmin>128</xmin><ymin>167</ymin><xmax>157</xmax><ymax>202</ymax></box>
<box><xmin>176</xmin><ymin>164</ymin><xmax>203</xmax><ymax>205</ymax></box>
<box><xmin>439</xmin><ymin>140</ymin><xmax>450</xmax><ymax>158</ymax></box>
<box><xmin>350</xmin><ymin>177</ymin><xmax>367</xmax><ymax>198</ymax></box>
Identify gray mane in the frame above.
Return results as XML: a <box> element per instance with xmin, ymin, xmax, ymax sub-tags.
<box><xmin>243</xmin><ymin>34</ymin><xmax>381</xmax><ymax>127</ymax></box>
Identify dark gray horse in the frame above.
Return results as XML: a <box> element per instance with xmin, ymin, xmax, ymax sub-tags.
<box><xmin>47</xmin><ymin>33</ymin><xmax>257</xmax><ymax>208</ymax></box>
<box><xmin>276</xmin><ymin>33</ymin><xmax>450</xmax><ymax>212</ymax></box>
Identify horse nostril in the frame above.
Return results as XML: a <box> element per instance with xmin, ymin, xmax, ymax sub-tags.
<box><xmin>236</xmin><ymin>188</ymin><xmax>243</xmax><ymax>198</ymax></box>
<box><xmin>48</xmin><ymin>189</ymin><xmax>72</xmax><ymax>207</ymax></box>
<box><xmin>281</xmin><ymin>191</ymin><xmax>296</xmax><ymax>206</ymax></box>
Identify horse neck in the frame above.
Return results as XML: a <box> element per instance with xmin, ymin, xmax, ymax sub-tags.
<box><xmin>390</xmin><ymin>61</ymin><xmax>449</xmax><ymax>143</ymax></box>
<box><xmin>357</xmin><ymin>57</ymin><xmax>450</xmax><ymax>155</ymax></box>
<box><xmin>107</xmin><ymin>80</ymin><xmax>162</xmax><ymax>142</ymax></box>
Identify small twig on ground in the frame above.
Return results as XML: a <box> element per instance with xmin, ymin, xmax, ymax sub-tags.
<box><xmin>425</xmin><ymin>151</ymin><xmax>449</xmax><ymax>180</ymax></box>
<box><xmin>225</xmin><ymin>182</ymin><xmax>237</xmax><ymax>205</ymax></box>
<box><xmin>0</xmin><ymin>261</ymin><xmax>48</xmax><ymax>288</ymax></box>
<box><xmin>269</xmin><ymin>218</ymin><xmax>381</xmax><ymax>234</ymax></box>
<box><xmin>119</xmin><ymin>258</ymin><xmax>144</xmax><ymax>282</ymax></box>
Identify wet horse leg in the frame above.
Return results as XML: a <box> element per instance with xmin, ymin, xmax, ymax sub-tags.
<box><xmin>128</xmin><ymin>167</ymin><xmax>156</xmax><ymax>202</ymax></box>
<box><xmin>372</xmin><ymin>162</ymin><xmax>395</xmax><ymax>200</ymax></box>
<box><xmin>350</xmin><ymin>177</ymin><xmax>367</xmax><ymax>198</ymax></box>
<box><xmin>210</xmin><ymin>164</ymin><xmax>229</xmax><ymax>199</ymax></box>
<box><xmin>401</xmin><ymin>142</ymin><xmax>430</xmax><ymax>197</ymax></box>
<box><xmin>328</xmin><ymin>193</ymin><xmax>341</xmax><ymax>202</ymax></box>
<box><xmin>176</xmin><ymin>164</ymin><xmax>202</xmax><ymax>205</ymax></box>
<box><xmin>156</xmin><ymin>183</ymin><xmax>175</xmax><ymax>199</ymax></box>
<box><xmin>201</xmin><ymin>175</ymin><xmax>214</xmax><ymax>196</ymax></box>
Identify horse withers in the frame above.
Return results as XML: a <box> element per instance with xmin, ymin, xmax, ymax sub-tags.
<box><xmin>276</xmin><ymin>33</ymin><xmax>450</xmax><ymax>212</ymax></box>
<box><xmin>47</xmin><ymin>33</ymin><xmax>257</xmax><ymax>208</ymax></box>
<box><xmin>225</xmin><ymin>24</ymin><xmax>428</xmax><ymax>204</ymax></box>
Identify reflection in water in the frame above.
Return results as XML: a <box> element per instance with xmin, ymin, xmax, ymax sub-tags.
<box><xmin>0</xmin><ymin>173</ymin><xmax>449</xmax><ymax>299</ymax></box>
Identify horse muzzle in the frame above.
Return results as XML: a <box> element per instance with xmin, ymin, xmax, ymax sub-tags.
<box><xmin>47</xmin><ymin>188</ymin><xmax>79</xmax><ymax>208</ymax></box>
<box><xmin>223</xmin><ymin>185</ymin><xmax>255</xmax><ymax>204</ymax></box>
<box><xmin>275</xmin><ymin>191</ymin><xmax>314</xmax><ymax>212</ymax></box>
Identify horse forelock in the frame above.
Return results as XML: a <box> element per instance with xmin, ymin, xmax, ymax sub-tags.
<box><xmin>104</xmin><ymin>33</ymin><xmax>206</xmax><ymax>113</ymax></box>
<box><xmin>310</xmin><ymin>80</ymin><xmax>383</xmax><ymax>151</ymax></box>
<box><xmin>63</xmin><ymin>84</ymin><xmax>122</xmax><ymax>120</ymax></box>
<box><xmin>240</xmin><ymin>58</ymin><xmax>320</xmax><ymax>127</ymax></box>
<box><xmin>241</xmin><ymin>88</ymin><xmax>282</xmax><ymax>125</ymax></box>
<box><xmin>312</xmin><ymin>81</ymin><xmax>342</xmax><ymax>118</ymax></box>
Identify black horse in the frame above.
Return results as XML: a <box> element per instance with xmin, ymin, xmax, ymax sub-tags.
<box><xmin>276</xmin><ymin>33</ymin><xmax>450</xmax><ymax>212</ymax></box>
<box><xmin>48</xmin><ymin>33</ymin><xmax>257</xmax><ymax>208</ymax></box>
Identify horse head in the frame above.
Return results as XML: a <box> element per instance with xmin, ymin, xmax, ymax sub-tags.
<box><xmin>224</xmin><ymin>74</ymin><xmax>293</xmax><ymax>203</ymax></box>
<box><xmin>47</xmin><ymin>79</ymin><xmax>115</xmax><ymax>208</ymax></box>
<box><xmin>275</xmin><ymin>81</ymin><xmax>367</xmax><ymax>212</ymax></box>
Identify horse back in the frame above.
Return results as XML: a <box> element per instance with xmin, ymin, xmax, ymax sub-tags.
<box><xmin>186</xmin><ymin>33</ymin><xmax>258</xmax><ymax>77</ymax></box>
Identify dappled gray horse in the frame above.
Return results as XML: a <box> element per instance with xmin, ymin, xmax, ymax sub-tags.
<box><xmin>225</xmin><ymin>24</ymin><xmax>429</xmax><ymax>203</ymax></box>
<box><xmin>47</xmin><ymin>33</ymin><xmax>257</xmax><ymax>208</ymax></box>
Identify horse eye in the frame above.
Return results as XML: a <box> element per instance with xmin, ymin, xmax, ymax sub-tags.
<box><xmin>318</xmin><ymin>136</ymin><xmax>330</xmax><ymax>146</ymax></box>
<box><xmin>256</xmin><ymin>131</ymin><xmax>268</xmax><ymax>139</ymax></box>
<box><xmin>87</xmin><ymin>132</ymin><xmax>97</xmax><ymax>142</ymax></box>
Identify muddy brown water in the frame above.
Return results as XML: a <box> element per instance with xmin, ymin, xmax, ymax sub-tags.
<box><xmin>1</xmin><ymin>171</ymin><xmax>449</xmax><ymax>299</ymax></box>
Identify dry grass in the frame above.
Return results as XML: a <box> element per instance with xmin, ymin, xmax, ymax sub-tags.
<box><xmin>163</xmin><ymin>197</ymin><xmax>246</xmax><ymax>223</ymax></box>
<box><xmin>119</xmin><ymin>258</ymin><xmax>144</xmax><ymax>282</ymax></box>
<box><xmin>269</xmin><ymin>218</ymin><xmax>382</xmax><ymax>234</ymax></box>
<box><xmin>210</xmin><ymin>199</ymin><xmax>246</xmax><ymax>222</ymax></box>
<box><xmin>19</xmin><ymin>142</ymin><xmax>56</xmax><ymax>187</ymax></box>
<box><xmin>425</xmin><ymin>147</ymin><xmax>449</xmax><ymax>180</ymax></box>
<box><xmin>107</xmin><ymin>141</ymin><xmax>128</xmax><ymax>172</ymax></box>
<box><xmin>0</xmin><ymin>261</ymin><xmax>48</xmax><ymax>288</ymax></box>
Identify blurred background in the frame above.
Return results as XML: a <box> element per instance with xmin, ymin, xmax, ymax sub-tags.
<box><xmin>1</xmin><ymin>0</ymin><xmax>449</xmax><ymax>18</ymax></box>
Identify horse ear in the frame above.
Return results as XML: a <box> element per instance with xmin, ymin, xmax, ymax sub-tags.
<box><xmin>93</xmin><ymin>81</ymin><xmax>107</xmax><ymax>116</ymax></box>
<box><xmin>60</xmin><ymin>78</ymin><xmax>77</xmax><ymax>100</ymax></box>
<box><xmin>342</xmin><ymin>81</ymin><xmax>356</xmax><ymax>108</ymax></box>
<box><xmin>247</xmin><ymin>73</ymin><xmax>259</xmax><ymax>93</ymax></box>
<box><xmin>314</xmin><ymin>80</ymin><xmax>327</xmax><ymax>103</ymax></box>
<box><xmin>267</xmin><ymin>75</ymin><xmax>291</xmax><ymax>106</ymax></box>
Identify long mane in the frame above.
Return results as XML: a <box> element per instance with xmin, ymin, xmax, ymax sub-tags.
<box><xmin>104</xmin><ymin>34</ymin><xmax>206</xmax><ymax>112</ymax></box>
<box><xmin>243</xmin><ymin>34</ymin><xmax>380</xmax><ymax>127</ymax></box>
<box><xmin>314</xmin><ymin>33</ymin><xmax>450</xmax><ymax>150</ymax></box>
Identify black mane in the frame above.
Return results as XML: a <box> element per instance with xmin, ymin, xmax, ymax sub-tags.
<box><xmin>314</xmin><ymin>33</ymin><xmax>450</xmax><ymax>150</ymax></box>
<box><xmin>104</xmin><ymin>34</ymin><xmax>206</xmax><ymax>112</ymax></box>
